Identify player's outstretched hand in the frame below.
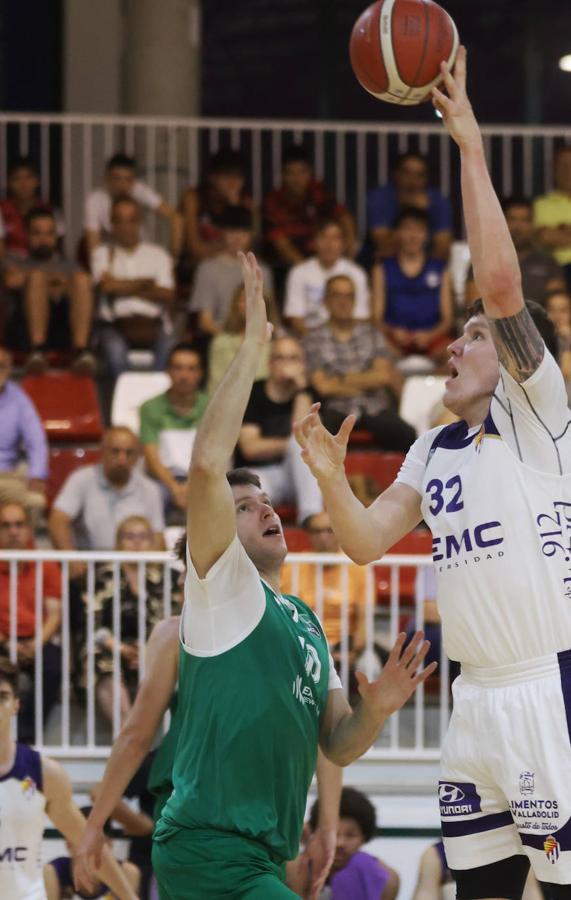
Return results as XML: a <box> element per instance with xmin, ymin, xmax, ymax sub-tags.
<box><xmin>302</xmin><ymin>826</ymin><xmax>336</xmax><ymax>899</ymax></box>
<box><xmin>294</xmin><ymin>403</ymin><xmax>356</xmax><ymax>483</ymax></box>
<box><xmin>239</xmin><ymin>251</ymin><xmax>272</xmax><ymax>345</ymax></box>
<box><xmin>432</xmin><ymin>46</ymin><xmax>481</xmax><ymax>151</ymax></box>
<box><xmin>74</xmin><ymin>824</ymin><xmax>105</xmax><ymax>894</ymax></box>
<box><xmin>355</xmin><ymin>631</ymin><xmax>437</xmax><ymax>720</ymax></box>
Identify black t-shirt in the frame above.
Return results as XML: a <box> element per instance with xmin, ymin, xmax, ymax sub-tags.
<box><xmin>234</xmin><ymin>380</ymin><xmax>294</xmax><ymax>468</ymax></box>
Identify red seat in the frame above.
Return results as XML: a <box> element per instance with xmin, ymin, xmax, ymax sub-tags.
<box><xmin>275</xmin><ymin>504</ymin><xmax>297</xmax><ymax>525</ymax></box>
<box><xmin>46</xmin><ymin>447</ymin><xmax>101</xmax><ymax>507</ymax></box>
<box><xmin>348</xmin><ymin>429</ymin><xmax>374</xmax><ymax>447</ymax></box>
<box><xmin>375</xmin><ymin>529</ymin><xmax>433</xmax><ymax>606</ymax></box>
<box><xmin>283</xmin><ymin>526</ymin><xmax>311</xmax><ymax>552</ymax></box>
<box><xmin>345</xmin><ymin>451</ymin><xmax>405</xmax><ymax>489</ymax></box>
<box><xmin>21</xmin><ymin>373</ymin><xmax>104</xmax><ymax>442</ymax></box>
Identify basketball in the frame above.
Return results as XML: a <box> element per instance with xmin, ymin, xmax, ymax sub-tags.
<box><xmin>349</xmin><ymin>0</ymin><xmax>459</xmax><ymax>105</ymax></box>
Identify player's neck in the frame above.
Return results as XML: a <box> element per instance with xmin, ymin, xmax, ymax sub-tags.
<box><xmin>259</xmin><ymin>567</ymin><xmax>282</xmax><ymax>594</ymax></box>
<box><xmin>0</xmin><ymin>734</ymin><xmax>16</xmax><ymax>775</ymax></box>
<box><xmin>462</xmin><ymin>396</ymin><xmax>490</xmax><ymax>428</ymax></box>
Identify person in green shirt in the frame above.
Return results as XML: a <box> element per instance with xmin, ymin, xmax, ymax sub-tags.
<box><xmin>77</xmin><ymin>252</ymin><xmax>435</xmax><ymax>900</ymax></box>
<box><xmin>139</xmin><ymin>343</ymin><xmax>208</xmax><ymax>514</ymax></box>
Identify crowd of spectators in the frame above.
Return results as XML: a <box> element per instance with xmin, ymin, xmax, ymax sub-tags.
<box><xmin>1</xmin><ymin>138</ymin><xmax>571</xmax><ymax>736</ymax></box>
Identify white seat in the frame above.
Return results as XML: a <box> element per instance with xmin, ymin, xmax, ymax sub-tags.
<box><xmin>111</xmin><ymin>371</ymin><xmax>171</xmax><ymax>435</ymax></box>
<box><xmin>399</xmin><ymin>375</ymin><xmax>447</xmax><ymax>435</ymax></box>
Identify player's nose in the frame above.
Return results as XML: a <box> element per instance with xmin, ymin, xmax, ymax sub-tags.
<box><xmin>447</xmin><ymin>333</ymin><xmax>466</xmax><ymax>355</ymax></box>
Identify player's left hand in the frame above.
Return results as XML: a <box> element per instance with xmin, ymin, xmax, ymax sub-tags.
<box><xmin>432</xmin><ymin>46</ymin><xmax>481</xmax><ymax>151</ymax></box>
<box><xmin>300</xmin><ymin>826</ymin><xmax>337</xmax><ymax>899</ymax></box>
<box><xmin>356</xmin><ymin>631</ymin><xmax>437</xmax><ymax>720</ymax></box>
<box><xmin>239</xmin><ymin>251</ymin><xmax>272</xmax><ymax>345</ymax></box>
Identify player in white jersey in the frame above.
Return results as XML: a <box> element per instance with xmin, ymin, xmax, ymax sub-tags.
<box><xmin>0</xmin><ymin>658</ymin><xmax>136</xmax><ymax>900</ymax></box>
<box><xmin>295</xmin><ymin>47</ymin><xmax>571</xmax><ymax>899</ymax></box>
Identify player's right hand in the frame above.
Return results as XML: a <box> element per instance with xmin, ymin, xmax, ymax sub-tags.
<box><xmin>294</xmin><ymin>403</ymin><xmax>356</xmax><ymax>483</ymax></box>
<box><xmin>432</xmin><ymin>46</ymin><xmax>481</xmax><ymax>151</ymax></box>
<box><xmin>239</xmin><ymin>251</ymin><xmax>272</xmax><ymax>345</ymax></box>
<box><xmin>74</xmin><ymin>824</ymin><xmax>105</xmax><ymax>894</ymax></box>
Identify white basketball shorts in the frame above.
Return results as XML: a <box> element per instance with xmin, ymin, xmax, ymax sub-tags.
<box><xmin>440</xmin><ymin>649</ymin><xmax>571</xmax><ymax>885</ymax></box>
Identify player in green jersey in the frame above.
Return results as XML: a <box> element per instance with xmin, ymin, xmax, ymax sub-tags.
<box><xmin>77</xmin><ymin>253</ymin><xmax>434</xmax><ymax>900</ymax></box>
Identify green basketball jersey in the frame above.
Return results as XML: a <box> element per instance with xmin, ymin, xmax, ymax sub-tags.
<box><xmin>155</xmin><ymin>582</ymin><xmax>331</xmax><ymax>862</ymax></box>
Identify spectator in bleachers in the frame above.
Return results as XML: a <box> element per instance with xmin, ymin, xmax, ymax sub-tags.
<box><xmin>0</xmin><ymin>156</ymin><xmax>64</xmax><ymax>260</ymax></box>
<box><xmin>75</xmin><ymin>516</ymin><xmax>182</xmax><ymax>727</ymax></box>
<box><xmin>372</xmin><ymin>208</ymin><xmax>454</xmax><ymax>365</ymax></box>
<box><xmin>139</xmin><ymin>343</ymin><xmax>207</xmax><ymax>517</ymax></box>
<box><xmin>180</xmin><ymin>150</ymin><xmax>254</xmax><ymax>266</ymax></box>
<box><xmin>465</xmin><ymin>196</ymin><xmax>565</xmax><ymax>307</ymax></box>
<box><xmin>44</xmin><ymin>806</ymin><xmax>142</xmax><ymax>899</ymax></box>
<box><xmin>545</xmin><ymin>289</ymin><xmax>571</xmax><ymax>382</ymax></box>
<box><xmin>534</xmin><ymin>145</ymin><xmax>571</xmax><ymax>291</ymax></box>
<box><xmin>308</xmin><ymin>787</ymin><xmax>400</xmax><ymax>900</ymax></box>
<box><xmin>303</xmin><ymin>275</ymin><xmax>415</xmax><ymax>452</ymax></box>
<box><xmin>0</xmin><ymin>501</ymin><xmax>62</xmax><ymax>743</ymax></box>
<box><xmin>84</xmin><ymin>153</ymin><xmax>180</xmax><ymax>259</ymax></box>
<box><xmin>263</xmin><ymin>146</ymin><xmax>357</xmax><ymax>271</ymax></box>
<box><xmin>48</xmin><ymin>426</ymin><xmax>164</xmax><ymax>563</ymax></box>
<box><xmin>284</xmin><ymin>219</ymin><xmax>371</xmax><ymax>336</ymax></box>
<box><xmin>411</xmin><ymin>841</ymin><xmax>454</xmax><ymax>900</ymax></box>
<box><xmin>367</xmin><ymin>152</ymin><xmax>452</xmax><ymax>263</ymax></box>
<box><xmin>189</xmin><ymin>205</ymin><xmax>277</xmax><ymax>335</ymax></box>
<box><xmin>207</xmin><ymin>286</ymin><xmax>272</xmax><ymax>395</ymax></box>
<box><xmin>3</xmin><ymin>209</ymin><xmax>96</xmax><ymax>374</ymax></box>
<box><xmin>92</xmin><ymin>196</ymin><xmax>176</xmax><ymax>377</ymax></box>
<box><xmin>235</xmin><ymin>335</ymin><xmax>323</xmax><ymax>524</ymax></box>
<box><xmin>0</xmin><ymin>346</ymin><xmax>48</xmax><ymax>518</ymax></box>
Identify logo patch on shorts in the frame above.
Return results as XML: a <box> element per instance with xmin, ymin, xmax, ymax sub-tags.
<box><xmin>544</xmin><ymin>835</ymin><xmax>560</xmax><ymax>864</ymax></box>
<box><xmin>438</xmin><ymin>781</ymin><xmax>482</xmax><ymax>816</ymax></box>
<box><xmin>519</xmin><ymin>771</ymin><xmax>534</xmax><ymax>796</ymax></box>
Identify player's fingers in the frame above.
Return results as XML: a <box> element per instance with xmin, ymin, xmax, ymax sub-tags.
<box><xmin>413</xmin><ymin>660</ymin><xmax>438</xmax><ymax>686</ymax></box>
<box><xmin>431</xmin><ymin>86</ymin><xmax>450</xmax><ymax>114</ymax></box>
<box><xmin>386</xmin><ymin>631</ymin><xmax>407</xmax><ymax>665</ymax></box>
<box><xmin>439</xmin><ymin>60</ymin><xmax>456</xmax><ymax>97</ymax></box>
<box><xmin>335</xmin><ymin>413</ymin><xmax>357</xmax><ymax>447</ymax></box>
<box><xmin>406</xmin><ymin>639</ymin><xmax>431</xmax><ymax>674</ymax></box>
<box><xmin>399</xmin><ymin>630</ymin><xmax>424</xmax><ymax>667</ymax></box>
<box><xmin>454</xmin><ymin>44</ymin><xmax>467</xmax><ymax>87</ymax></box>
<box><xmin>354</xmin><ymin>669</ymin><xmax>370</xmax><ymax>691</ymax></box>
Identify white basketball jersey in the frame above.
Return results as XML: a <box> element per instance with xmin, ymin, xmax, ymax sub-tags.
<box><xmin>0</xmin><ymin>743</ymin><xmax>47</xmax><ymax>899</ymax></box>
<box><xmin>397</xmin><ymin>349</ymin><xmax>571</xmax><ymax>667</ymax></box>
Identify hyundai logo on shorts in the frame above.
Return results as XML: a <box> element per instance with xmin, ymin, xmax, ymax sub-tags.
<box><xmin>439</xmin><ymin>784</ymin><xmax>466</xmax><ymax>804</ymax></box>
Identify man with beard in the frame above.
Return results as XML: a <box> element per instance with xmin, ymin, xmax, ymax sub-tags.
<box><xmin>2</xmin><ymin>208</ymin><xmax>95</xmax><ymax>374</ymax></box>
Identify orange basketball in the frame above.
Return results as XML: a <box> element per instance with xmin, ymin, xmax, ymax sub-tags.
<box><xmin>349</xmin><ymin>0</ymin><xmax>459</xmax><ymax>105</ymax></box>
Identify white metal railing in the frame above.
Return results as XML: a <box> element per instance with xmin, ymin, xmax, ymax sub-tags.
<box><xmin>1</xmin><ymin>113</ymin><xmax>571</xmax><ymax>257</ymax></box>
<box><xmin>0</xmin><ymin>548</ymin><xmax>446</xmax><ymax>761</ymax></box>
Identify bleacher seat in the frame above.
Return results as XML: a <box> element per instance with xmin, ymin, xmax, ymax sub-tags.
<box><xmin>111</xmin><ymin>372</ymin><xmax>171</xmax><ymax>435</ymax></box>
<box><xmin>345</xmin><ymin>451</ymin><xmax>404</xmax><ymax>489</ymax></box>
<box><xmin>374</xmin><ymin>529</ymin><xmax>433</xmax><ymax>606</ymax></box>
<box><xmin>275</xmin><ymin>504</ymin><xmax>297</xmax><ymax>525</ymax></box>
<box><xmin>21</xmin><ymin>373</ymin><xmax>104</xmax><ymax>443</ymax></box>
<box><xmin>348</xmin><ymin>430</ymin><xmax>374</xmax><ymax>447</ymax></box>
<box><xmin>399</xmin><ymin>375</ymin><xmax>447</xmax><ymax>436</ymax></box>
<box><xmin>283</xmin><ymin>526</ymin><xmax>311</xmax><ymax>552</ymax></box>
<box><xmin>47</xmin><ymin>447</ymin><xmax>101</xmax><ymax>507</ymax></box>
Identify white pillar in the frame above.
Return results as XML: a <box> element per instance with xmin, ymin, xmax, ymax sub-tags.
<box><xmin>64</xmin><ymin>0</ymin><xmax>122</xmax><ymax>113</ymax></box>
<box><xmin>123</xmin><ymin>0</ymin><xmax>201</xmax><ymax>117</ymax></box>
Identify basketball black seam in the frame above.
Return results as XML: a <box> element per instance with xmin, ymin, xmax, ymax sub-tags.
<box><xmin>391</xmin><ymin>0</ymin><xmax>436</xmax><ymax>105</ymax></box>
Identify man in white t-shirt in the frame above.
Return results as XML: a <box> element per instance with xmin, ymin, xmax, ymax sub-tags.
<box><xmin>91</xmin><ymin>196</ymin><xmax>176</xmax><ymax>376</ymax></box>
<box><xmin>284</xmin><ymin>219</ymin><xmax>370</xmax><ymax>336</ymax></box>
<box><xmin>296</xmin><ymin>49</ymin><xmax>571</xmax><ymax>897</ymax></box>
<box><xmin>84</xmin><ymin>153</ymin><xmax>180</xmax><ymax>259</ymax></box>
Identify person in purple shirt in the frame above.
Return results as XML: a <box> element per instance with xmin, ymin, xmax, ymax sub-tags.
<box><xmin>309</xmin><ymin>787</ymin><xmax>400</xmax><ymax>900</ymax></box>
<box><xmin>0</xmin><ymin>346</ymin><xmax>48</xmax><ymax>521</ymax></box>
<box><xmin>367</xmin><ymin>153</ymin><xmax>453</xmax><ymax>263</ymax></box>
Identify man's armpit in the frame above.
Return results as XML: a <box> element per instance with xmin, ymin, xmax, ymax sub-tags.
<box><xmin>488</xmin><ymin>306</ymin><xmax>544</xmax><ymax>383</ymax></box>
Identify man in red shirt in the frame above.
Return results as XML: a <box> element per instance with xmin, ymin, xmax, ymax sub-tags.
<box><xmin>263</xmin><ymin>147</ymin><xmax>357</xmax><ymax>276</ymax></box>
<box><xmin>0</xmin><ymin>157</ymin><xmax>60</xmax><ymax>259</ymax></box>
<box><xmin>0</xmin><ymin>501</ymin><xmax>62</xmax><ymax>742</ymax></box>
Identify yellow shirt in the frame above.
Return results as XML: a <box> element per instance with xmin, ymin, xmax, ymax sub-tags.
<box><xmin>533</xmin><ymin>191</ymin><xmax>571</xmax><ymax>266</ymax></box>
<box><xmin>281</xmin><ymin>562</ymin><xmax>367</xmax><ymax>647</ymax></box>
